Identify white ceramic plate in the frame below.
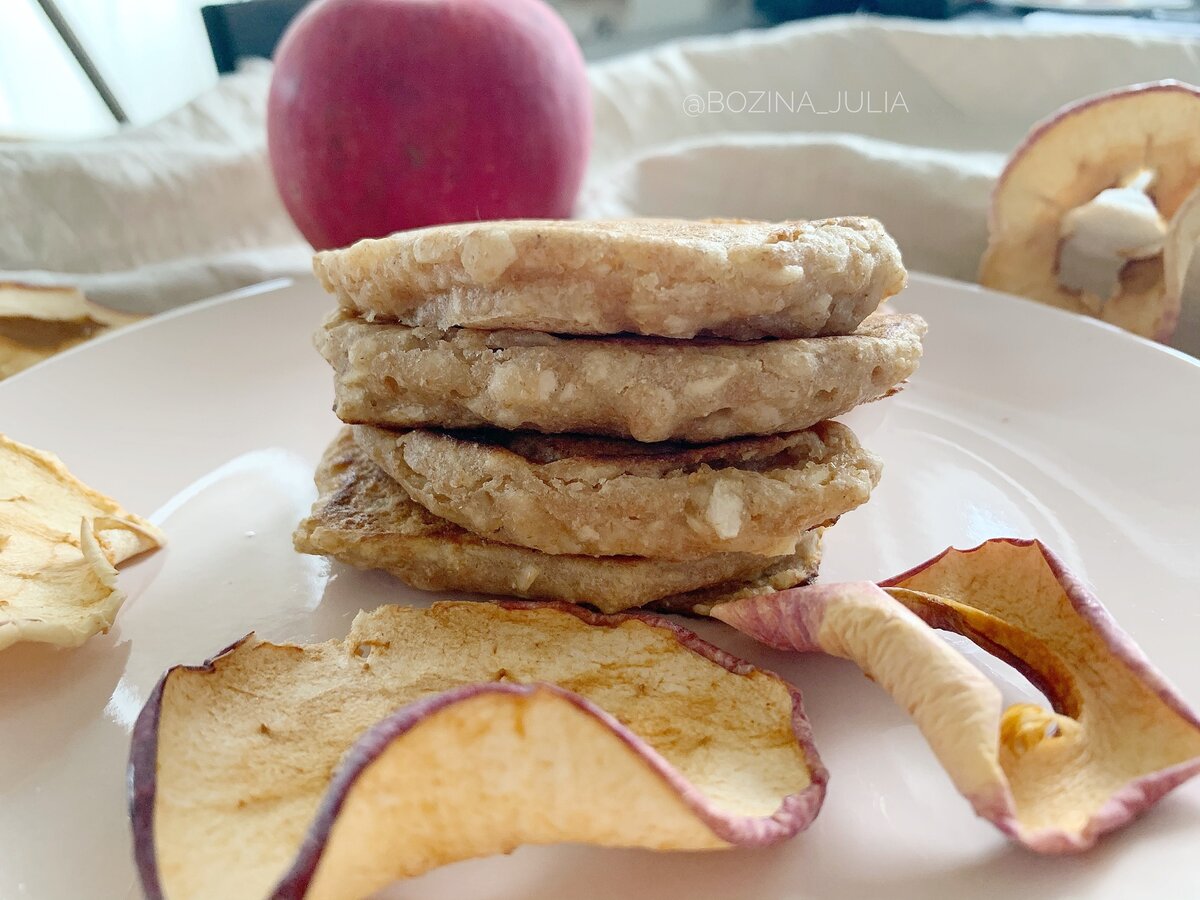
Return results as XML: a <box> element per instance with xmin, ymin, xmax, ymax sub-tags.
<box><xmin>1</xmin><ymin>274</ymin><xmax>1198</xmax><ymax>900</ymax></box>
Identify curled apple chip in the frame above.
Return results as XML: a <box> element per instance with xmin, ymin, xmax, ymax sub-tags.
<box><xmin>129</xmin><ymin>601</ymin><xmax>825</xmax><ymax>899</ymax></box>
<box><xmin>979</xmin><ymin>81</ymin><xmax>1200</xmax><ymax>341</ymax></box>
<box><xmin>712</xmin><ymin>538</ymin><xmax>1200</xmax><ymax>852</ymax></box>
<box><xmin>1</xmin><ymin>433</ymin><xmax>164</xmax><ymax>650</ymax></box>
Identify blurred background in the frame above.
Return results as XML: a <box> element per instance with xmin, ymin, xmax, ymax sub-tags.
<box><xmin>4</xmin><ymin>0</ymin><xmax>1198</xmax><ymax>139</ymax></box>
<box><xmin>2</xmin><ymin>0</ymin><xmax>1197</xmax><ymax>367</ymax></box>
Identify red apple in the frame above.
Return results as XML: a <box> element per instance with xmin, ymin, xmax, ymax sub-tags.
<box><xmin>267</xmin><ymin>0</ymin><xmax>592</xmax><ymax>250</ymax></box>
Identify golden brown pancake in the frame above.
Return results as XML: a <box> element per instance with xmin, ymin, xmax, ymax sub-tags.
<box><xmin>294</xmin><ymin>430</ymin><xmax>823</xmax><ymax>614</ymax></box>
<box><xmin>353</xmin><ymin>421</ymin><xmax>878</xmax><ymax>561</ymax></box>
<box><xmin>317</xmin><ymin>311</ymin><xmax>925</xmax><ymax>443</ymax></box>
<box><xmin>313</xmin><ymin>217</ymin><xmax>906</xmax><ymax>340</ymax></box>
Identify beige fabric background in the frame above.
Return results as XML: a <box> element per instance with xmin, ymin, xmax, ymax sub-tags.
<box><xmin>1</xmin><ymin>17</ymin><xmax>1197</xmax><ymax>349</ymax></box>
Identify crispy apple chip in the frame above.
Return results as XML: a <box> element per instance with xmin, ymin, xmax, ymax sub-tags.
<box><xmin>712</xmin><ymin>538</ymin><xmax>1200</xmax><ymax>853</ymax></box>
<box><xmin>0</xmin><ymin>282</ymin><xmax>139</xmax><ymax>325</ymax></box>
<box><xmin>978</xmin><ymin>81</ymin><xmax>1200</xmax><ymax>341</ymax></box>
<box><xmin>0</xmin><ymin>283</ymin><xmax>142</xmax><ymax>379</ymax></box>
<box><xmin>1165</xmin><ymin>182</ymin><xmax>1200</xmax><ymax>309</ymax></box>
<box><xmin>129</xmin><ymin>601</ymin><xmax>825</xmax><ymax>899</ymax></box>
<box><xmin>0</xmin><ymin>433</ymin><xmax>164</xmax><ymax>650</ymax></box>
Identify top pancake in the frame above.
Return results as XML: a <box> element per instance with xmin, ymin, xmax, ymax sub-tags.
<box><xmin>313</xmin><ymin>217</ymin><xmax>906</xmax><ymax>340</ymax></box>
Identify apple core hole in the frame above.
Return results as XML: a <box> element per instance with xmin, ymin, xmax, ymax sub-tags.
<box><xmin>816</xmin><ymin>388</ymin><xmax>837</xmax><ymax>402</ymax></box>
<box><xmin>382</xmin><ymin>375</ymin><xmax>400</xmax><ymax>394</ymax></box>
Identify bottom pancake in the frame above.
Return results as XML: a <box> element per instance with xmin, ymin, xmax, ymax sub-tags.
<box><xmin>294</xmin><ymin>429</ymin><xmax>822</xmax><ymax>614</ymax></box>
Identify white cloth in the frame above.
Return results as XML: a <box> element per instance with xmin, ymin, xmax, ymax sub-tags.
<box><xmin>0</xmin><ymin>60</ymin><xmax>311</xmax><ymax>313</ymax></box>
<box><xmin>1</xmin><ymin>17</ymin><xmax>1198</xmax><ymax>349</ymax></box>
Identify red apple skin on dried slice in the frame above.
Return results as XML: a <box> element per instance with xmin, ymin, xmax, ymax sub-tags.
<box><xmin>712</xmin><ymin>538</ymin><xmax>1200</xmax><ymax>853</ymax></box>
<box><xmin>979</xmin><ymin>81</ymin><xmax>1200</xmax><ymax>341</ymax></box>
<box><xmin>128</xmin><ymin>601</ymin><xmax>826</xmax><ymax>900</ymax></box>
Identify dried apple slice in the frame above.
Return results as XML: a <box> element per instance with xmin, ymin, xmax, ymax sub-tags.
<box><xmin>130</xmin><ymin>601</ymin><xmax>825</xmax><ymax>899</ymax></box>
<box><xmin>979</xmin><ymin>81</ymin><xmax>1200</xmax><ymax>341</ymax></box>
<box><xmin>0</xmin><ymin>333</ymin><xmax>64</xmax><ymax>380</ymax></box>
<box><xmin>0</xmin><ymin>283</ymin><xmax>142</xmax><ymax>379</ymax></box>
<box><xmin>1165</xmin><ymin>182</ymin><xmax>1200</xmax><ymax>308</ymax></box>
<box><xmin>1</xmin><ymin>434</ymin><xmax>164</xmax><ymax>649</ymax></box>
<box><xmin>0</xmin><ymin>282</ymin><xmax>140</xmax><ymax>327</ymax></box>
<box><xmin>712</xmin><ymin>538</ymin><xmax>1200</xmax><ymax>852</ymax></box>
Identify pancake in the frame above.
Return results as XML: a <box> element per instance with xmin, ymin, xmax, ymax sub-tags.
<box><xmin>294</xmin><ymin>430</ymin><xmax>823</xmax><ymax>614</ymax></box>
<box><xmin>354</xmin><ymin>421</ymin><xmax>879</xmax><ymax>561</ymax></box>
<box><xmin>313</xmin><ymin>217</ymin><xmax>906</xmax><ymax>340</ymax></box>
<box><xmin>318</xmin><ymin>311</ymin><xmax>926</xmax><ymax>443</ymax></box>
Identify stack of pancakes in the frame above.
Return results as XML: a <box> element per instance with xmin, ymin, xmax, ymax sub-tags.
<box><xmin>296</xmin><ymin>218</ymin><xmax>926</xmax><ymax>614</ymax></box>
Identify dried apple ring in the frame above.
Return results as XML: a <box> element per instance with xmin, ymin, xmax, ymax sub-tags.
<box><xmin>129</xmin><ymin>601</ymin><xmax>825</xmax><ymax>899</ymax></box>
<box><xmin>979</xmin><ymin>80</ymin><xmax>1200</xmax><ymax>341</ymax></box>
<box><xmin>712</xmin><ymin>538</ymin><xmax>1200</xmax><ymax>852</ymax></box>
